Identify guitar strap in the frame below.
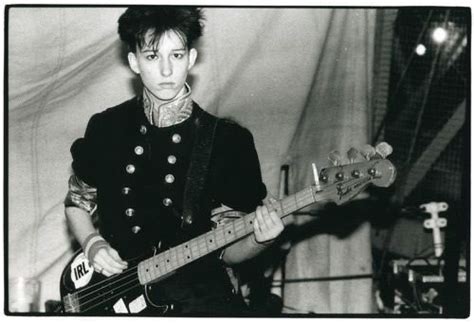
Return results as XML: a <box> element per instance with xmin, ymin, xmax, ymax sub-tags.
<box><xmin>181</xmin><ymin>104</ymin><xmax>219</xmax><ymax>229</ymax></box>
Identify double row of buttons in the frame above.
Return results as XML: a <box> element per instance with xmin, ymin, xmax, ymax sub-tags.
<box><xmin>122</xmin><ymin>126</ymin><xmax>183</xmax><ymax>234</ymax></box>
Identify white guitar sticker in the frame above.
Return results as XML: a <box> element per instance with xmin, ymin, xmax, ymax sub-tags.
<box><xmin>129</xmin><ymin>294</ymin><xmax>147</xmax><ymax>313</ymax></box>
<box><xmin>70</xmin><ymin>252</ymin><xmax>94</xmax><ymax>289</ymax></box>
<box><xmin>113</xmin><ymin>298</ymin><xmax>129</xmax><ymax>313</ymax></box>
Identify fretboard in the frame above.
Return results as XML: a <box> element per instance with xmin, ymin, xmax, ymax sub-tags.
<box><xmin>137</xmin><ymin>185</ymin><xmax>324</xmax><ymax>285</ymax></box>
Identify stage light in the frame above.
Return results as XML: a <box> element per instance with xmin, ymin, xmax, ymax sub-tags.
<box><xmin>415</xmin><ymin>44</ymin><xmax>427</xmax><ymax>56</ymax></box>
<box><xmin>432</xmin><ymin>27</ymin><xmax>448</xmax><ymax>43</ymax></box>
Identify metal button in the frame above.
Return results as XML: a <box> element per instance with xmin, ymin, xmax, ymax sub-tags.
<box><xmin>167</xmin><ymin>155</ymin><xmax>177</xmax><ymax>164</ymax></box>
<box><xmin>134</xmin><ymin>146</ymin><xmax>144</xmax><ymax>155</ymax></box>
<box><xmin>126</xmin><ymin>164</ymin><xmax>136</xmax><ymax>174</ymax></box>
<box><xmin>140</xmin><ymin>125</ymin><xmax>147</xmax><ymax>135</ymax></box>
<box><xmin>165</xmin><ymin>174</ymin><xmax>175</xmax><ymax>184</ymax></box>
<box><xmin>131</xmin><ymin>226</ymin><xmax>141</xmax><ymax>234</ymax></box>
<box><xmin>172</xmin><ymin>134</ymin><xmax>181</xmax><ymax>143</ymax></box>
<box><xmin>163</xmin><ymin>198</ymin><xmax>173</xmax><ymax>206</ymax></box>
<box><xmin>122</xmin><ymin>187</ymin><xmax>131</xmax><ymax>195</ymax></box>
<box><xmin>125</xmin><ymin>208</ymin><xmax>135</xmax><ymax>217</ymax></box>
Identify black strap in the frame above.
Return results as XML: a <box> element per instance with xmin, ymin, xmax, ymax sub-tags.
<box><xmin>181</xmin><ymin>105</ymin><xmax>219</xmax><ymax>229</ymax></box>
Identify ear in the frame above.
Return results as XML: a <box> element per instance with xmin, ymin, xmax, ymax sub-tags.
<box><xmin>128</xmin><ymin>52</ymin><xmax>140</xmax><ymax>74</ymax></box>
<box><xmin>187</xmin><ymin>48</ymin><xmax>198</xmax><ymax>70</ymax></box>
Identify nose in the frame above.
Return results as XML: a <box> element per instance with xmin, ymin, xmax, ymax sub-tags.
<box><xmin>160</xmin><ymin>58</ymin><xmax>172</xmax><ymax>77</ymax></box>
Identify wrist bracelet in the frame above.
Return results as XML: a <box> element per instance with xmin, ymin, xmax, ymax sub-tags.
<box><xmin>82</xmin><ymin>232</ymin><xmax>100</xmax><ymax>251</ymax></box>
<box><xmin>82</xmin><ymin>232</ymin><xmax>107</xmax><ymax>262</ymax></box>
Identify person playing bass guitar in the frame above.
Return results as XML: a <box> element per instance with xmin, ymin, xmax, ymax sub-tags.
<box><xmin>64</xmin><ymin>6</ymin><xmax>284</xmax><ymax>315</ymax></box>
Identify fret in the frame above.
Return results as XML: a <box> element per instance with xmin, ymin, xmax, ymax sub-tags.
<box><xmin>216</xmin><ymin>225</ymin><xmax>226</xmax><ymax>245</ymax></box>
<box><xmin>172</xmin><ymin>247</ymin><xmax>179</xmax><ymax>269</ymax></box>
<box><xmin>182</xmin><ymin>242</ymin><xmax>193</xmax><ymax>264</ymax></box>
<box><xmin>231</xmin><ymin>220</ymin><xmax>238</xmax><ymax>240</ymax></box>
<box><xmin>244</xmin><ymin>214</ymin><xmax>253</xmax><ymax>235</ymax></box>
<box><xmin>147</xmin><ymin>259</ymin><xmax>155</xmax><ymax>282</ymax></box>
<box><xmin>150</xmin><ymin>257</ymin><xmax>161</xmax><ymax>279</ymax></box>
<box><xmin>246</xmin><ymin>214</ymin><xmax>255</xmax><ymax>231</ymax></box>
<box><xmin>205</xmin><ymin>231</ymin><xmax>216</xmax><ymax>251</ymax></box>
<box><xmin>141</xmin><ymin>259</ymin><xmax>153</xmax><ymax>283</ymax></box>
<box><xmin>176</xmin><ymin>244</ymin><xmax>185</xmax><ymax>267</ymax></box>
<box><xmin>198</xmin><ymin>235</ymin><xmax>208</xmax><ymax>255</ymax></box>
<box><xmin>190</xmin><ymin>237</ymin><xmax>201</xmax><ymax>258</ymax></box>
<box><xmin>224</xmin><ymin>222</ymin><xmax>236</xmax><ymax>242</ymax></box>
<box><xmin>212</xmin><ymin>227</ymin><xmax>220</xmax><ymax>249</ymax></box>
<box><xmin>294</xmin><ymin>191</ymin><xmax>303</xmax><ymax>210</ymax></box>
<box><xmin>149</xmin><ymin>257</ymin><xmax>158</xmax><ymax>278</ymax></box>
<box><xmin>276</xmin><ymin>200</ymin><xmax>284</xmax><ymax>218</ymax></box>
<box><xmin>233</xmin><ymin>217</ymin><xmax>246</xmax><ymax>237</ymax></box>
<box><xmin>162</xmin><ymin>251</ymin><xmax>171</xmax><ymax>273</ymax></box>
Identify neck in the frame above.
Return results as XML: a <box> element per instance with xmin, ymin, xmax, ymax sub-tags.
<box><xmin>144</xmin><ymin>86</ymin><xmax>187</xmax><ymax>107</ymax></box>
<box><xmin>142</xmin><ymin>83</ymin><xmax>193</xmax><ymax>127</ymax></box>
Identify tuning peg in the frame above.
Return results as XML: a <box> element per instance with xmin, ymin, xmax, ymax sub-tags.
<box><xmin>375</xmin><ymin>142</ymin><xmax>393</xmax><ymax>159</ymax></box>
<box><xmin>360</xmin><ymin>145</ymin><xmax>376</xmax><ymax>160</ymax></box>
<box><xmin>311</xmin><ymin>163</ymin><xmax>321</xmax><ymax>191</ymax></box>
<box><xmin>347</xmin><ymin>147</ymin><xmax>359</xmax><ymax>164</ymax></box>
<box><xmin>328</xmin><ymin>150</ymin><xmax>342</xmax><ymax>166</ymax></box>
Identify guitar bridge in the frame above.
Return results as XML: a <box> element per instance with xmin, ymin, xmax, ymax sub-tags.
<box><xmin>63</xmin><ymin>293</ymin><xmax>80</xmax><ymax>313</ymax></box>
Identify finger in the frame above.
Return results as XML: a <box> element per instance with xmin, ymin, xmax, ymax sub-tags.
<box><xmin>96</xmin><ymin>250</ymin><xmax>125</xmax><ymax>273</ymax></box>
<box><xmin>268</xmin><ymin>196</ymin><xmax>278</xmax><ymax>204</ymax></box>
<box><xmin>253</xmin><ymin>207</ymin><xmax>264</xmax><ymax>239</ymax></box>
<box><xmin>109</xmin><ymin>248</ymin><xmax>128</xmax><ymax>268</ymax></box>
<box><xmin>259</xmin><ymin>203</ymin><xmax>274</xmax><ymax>229</ymax></box>
<box><xmin>101</xmin><ymin>268</ymin><xmax>113</xmax><ymax>277</ymax></box>
<box><xmin>255</xmin><ymin>206</ymin><xmax>268</xmax><ymax>230</ymax></box>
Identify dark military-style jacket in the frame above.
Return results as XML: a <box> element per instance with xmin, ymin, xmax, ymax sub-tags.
<box><xmin>70</xmin><ymin>97</ymin><xmax>267</xmax><ymax>314</ymax></box>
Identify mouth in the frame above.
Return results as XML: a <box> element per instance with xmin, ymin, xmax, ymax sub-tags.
<box><xmin>159</xmin><ymin>82</ymin><xmax>175</xmax><ymax>89</ymax></box>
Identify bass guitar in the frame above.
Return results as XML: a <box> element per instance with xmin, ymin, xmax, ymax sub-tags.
<box><xmin>60</xmin><ymin>150</ymin><xmax>396</xmax><ymax>314</ymax></box>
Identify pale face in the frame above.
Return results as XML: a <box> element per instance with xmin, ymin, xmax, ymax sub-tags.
<box><xmin>128</xmin><ymin>30</ymin><xmax>197</xmax><ymax>101</ymax></box>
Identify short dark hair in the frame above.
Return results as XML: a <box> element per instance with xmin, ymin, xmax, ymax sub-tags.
<box><xmin>118</xmin><ymin>6</ymin><xmax>204</xmax><ymax>52</ymax></box>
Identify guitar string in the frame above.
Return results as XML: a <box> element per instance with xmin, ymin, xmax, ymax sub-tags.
<box><xmin>69</xmin><ymin>186</ymin><xmax>327</xmax><ymax>310</ymax></box>
<box><xmin>69</xmin><ymin>181</ymin><xmax>357</xmax><ymax>312</ymax></box>
<box><xmin>70</xmin><ymin>182</ymin><xmax>326</xmax><ymax>300</ymax></box>
<box><xmin>76</xmin><ymin>278</ymin><xmax>142</xmax><ymax>313</ymax></box>
<box><xmin>71</xmin><ymin>185</ymin><xmax>318</xmax><ymax>298</ymax></box>
<box><xmin>70</xmin><ymin>208</ymin><xmax>258</xmax><ymax>300</ymax></box>
<box><xmin>70</xmin><ymin>164</ymin><xmax>377</xmax><ymax>302</ymax></box>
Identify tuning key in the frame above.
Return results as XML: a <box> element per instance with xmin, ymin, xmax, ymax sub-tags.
<box><xmin>311</xmin><ymin>163</ymin><xmax>321</xmax><ymax>191</ymax></box>
<box><xmin>328</xmin><ymin>150</ymin><xmax>342</xmax><ymax>166</ymax></box>
<box><xmin>360</xmin><ymin>144</ymin><xmax>376</xmax><ymax>160</ymax></box>
<box><xmin>375</xmin><ymin>142</ymin><xmax>393</xmax><ymax>159</ymax></box>
<box><xmin>347</xmin><ymin>147</ymin><xmax>359</xmax><ymax>164</ymax></box>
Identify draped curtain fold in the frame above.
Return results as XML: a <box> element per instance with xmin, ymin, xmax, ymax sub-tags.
<box><xmin>8</xmin><ymin>7</ymin><xmax>376</xmax><ymax>312</ymax></box>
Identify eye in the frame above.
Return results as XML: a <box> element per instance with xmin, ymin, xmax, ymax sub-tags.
<box><xmin>146</xmin><ymin>54</ymin><xmax>158</xmax><ymax>60</ymax></box>
<box><xmin>173</xmin><ymin>53</ymin><xmax>184</xmax><ymax>59</ymax></box>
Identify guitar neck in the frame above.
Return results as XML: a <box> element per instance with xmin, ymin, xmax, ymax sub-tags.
<box><xmin>137</xmin><ymin>185</ymin><xmax>323</xmax><ymax>285</ymax></box>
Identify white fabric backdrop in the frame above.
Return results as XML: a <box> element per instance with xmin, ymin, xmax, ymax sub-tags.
<box><xmin>8</xmin><ymin>7</ymin><xmax>376</xmax><ymax>313</ymax></box>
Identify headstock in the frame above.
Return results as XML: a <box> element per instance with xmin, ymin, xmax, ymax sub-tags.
<box><xmin>313</xmin><ymin>142</ymin><xmax>397</xmax><ymax>205</ymax></box>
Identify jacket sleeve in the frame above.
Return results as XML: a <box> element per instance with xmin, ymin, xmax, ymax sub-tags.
<box><xmin>70</xmin><ymin>113</ymin><xmax>103</xmax><ymax>188</ymax></box>
<box><xmin>212</xmin><ymin>121</ymin><xmax>267</xmax><ymax>213</ymax></box>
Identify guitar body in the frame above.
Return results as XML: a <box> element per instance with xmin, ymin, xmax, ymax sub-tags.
<box><xmin>60</xmin><ymin>250</ymin><xmax>175</xmax><ymax>314</ymax></box>
<box><xmin>60</xmin><ymin>249</ymin><xmax>241</xmax><ymax>315</ymax></box>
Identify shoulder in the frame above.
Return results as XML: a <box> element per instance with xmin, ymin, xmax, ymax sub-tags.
<box><xmin>88</xmin><ymin>97</ymin><xmax>138</xmax><ymax>126</ymax></box>
<box><xmin>192</xmin><ymin>102</ymin><xmax>254</xmax><ymax>143</ymax></box>
<box><xmin>84</xmin><ymin>97</ymin><xmax>139</xmax><ymax>136</ymax></box>
<box><xmin>216</xmin><ymin>117</ymin><xmax>255</xmax><ymax>147</ymax></box>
